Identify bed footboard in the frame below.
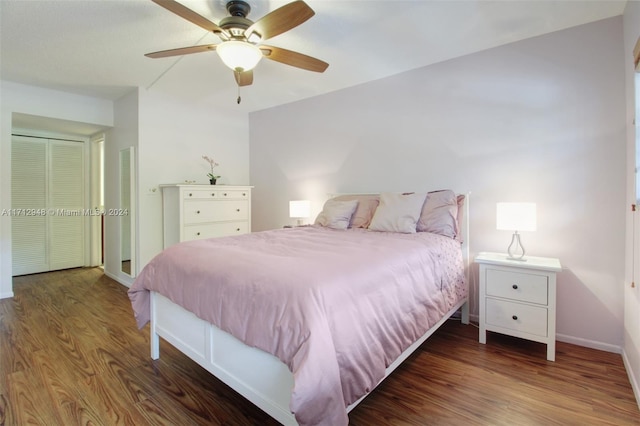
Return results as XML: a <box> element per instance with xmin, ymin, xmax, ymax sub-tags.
<box><xmin>150</xmin><ymin>291</ymin><xmax>298</xmax><ymax>425</ymax></box>
<box><xmin>150</xmin><ymin>291</ymin><xmax>468</xmax><ymax>425</ymax></box>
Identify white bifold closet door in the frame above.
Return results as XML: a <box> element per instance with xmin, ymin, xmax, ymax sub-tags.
<box><xmin>12</xmin><ymin>135</ymin><xmax>85</xmax><ymax>276</ymax></box>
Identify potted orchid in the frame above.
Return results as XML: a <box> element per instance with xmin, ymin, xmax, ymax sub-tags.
<box><xmin>202</xmin><ymin>155</ymin><xmax>220</xmax><ymax>185</ymax></box>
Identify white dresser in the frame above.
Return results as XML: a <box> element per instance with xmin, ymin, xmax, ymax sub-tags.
<box><xmin>476</xmin><ymin>252</ymin><xmax>562</xmax><ymax>361</ymax></box>
<box><xmin>160</xmin><ymin>184</ymin><xmax>253</xmax><ymax>248</ymax></box>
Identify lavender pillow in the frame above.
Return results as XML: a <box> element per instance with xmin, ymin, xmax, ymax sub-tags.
<box><xmin>416</xmin><ymin>190</ymin><xmax>459</xmax><ymax>238</ymax></box>
<box><xmin>314</xmin><ymin>199</ymin><xmax>359</xmax><ymax>230</ymax></box>
<box><xmin>332</xmin><ymin>195</ymin><xmax>380</xmax><ymax>228</ymax></box>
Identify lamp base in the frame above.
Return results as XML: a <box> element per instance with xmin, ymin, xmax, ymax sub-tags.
<box><xmin>505</xmin><ymin>256</ymin><xmax>528</xmax><ymax>262</ymax></box>
<box><xmin>506</xmin><ymin>231</ymin><xmax>526</xmax><ymax>260</ymax></box>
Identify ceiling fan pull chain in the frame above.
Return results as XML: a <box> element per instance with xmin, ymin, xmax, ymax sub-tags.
<box><xmin>237</xmin><ymin>84</ymin><xmax>242</xmax><ymax>104</ymax></box>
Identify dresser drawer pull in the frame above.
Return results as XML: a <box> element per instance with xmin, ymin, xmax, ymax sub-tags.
<box><xmin>196</xmin><ymin>232</ymin><xmax>201</xmax><ymax>236</ymax></box>
<box><xmin>236</xmin><ymin>228</ymin><xmax>241</xmax><ymax>231</ymax></box>
<box><xmin>223</xmin><ymin>192</ymin><xmax>228</xmax><ymax>196</ymax></box>
<box><xmin>236</xmin><ymin>208</ymin><xmax>240</xmax><ymax>212</ymax></box>
<box><xmin>189</xmin><ymin>193</ymin><xmax>193</xmax><ymax>197</ymax></box>
<box><xmin>196</xmin><ymin>210</ymin><xmax>200</xmax><ymax>214</ymax></box>
<box><xmin>512</xmin><ymin>315</ymin><xmax>518</xmax><ymax>320</ymax></box>
<box><xmin>242</xmin><ymin>193</ymin><xmax>246</xmax><ymax>196</ymax></box>
<box><xmin>512</xmin><ymin>284</ymin><xmax>518</xmax><ymax>289</ymax></box>
<box><xmin>211</xmin><ymin>193</ymin><xmax>215</xmax><ymax>197</ymax></box>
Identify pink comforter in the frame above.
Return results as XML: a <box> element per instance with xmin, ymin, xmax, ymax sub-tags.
<box><xmin>128</xmin><ymin>226</ymin><xmax>466</xmax><ymax>426</ymax></box>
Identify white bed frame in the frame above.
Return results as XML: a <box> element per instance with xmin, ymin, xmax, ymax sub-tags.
<box><xmin>149</xmin><ymin>194</ymin><xmax>470</xmax><ymax>425</ymax></box>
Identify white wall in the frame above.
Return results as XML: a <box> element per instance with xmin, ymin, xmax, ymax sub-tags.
<box><xmin>0</xmin><ymin>81</ymin><xmax>113</xmax><ymax>298</ymax></box>
<box><xmin>250</xmin><ymin>18</ymin><xmax>626</xmax><ymax>351</ymax></box>
<box><xmin>623</xmin><ymin>1</ymin><xmax>640</xmax><ymax>406</ymax></box>
<box><xmin>136</xmin><ymin>89</ymin><xmax>250</xmax><ymax>270</ymax></box>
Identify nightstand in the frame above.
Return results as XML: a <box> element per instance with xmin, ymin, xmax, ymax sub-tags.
<box><xmin>476</xmin><ymin>252</ymin><xmax>562</xmax><ymax>361</ymax></box>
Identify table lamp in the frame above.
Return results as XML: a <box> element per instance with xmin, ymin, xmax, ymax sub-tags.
<box><xmin>496</xmin><ymin>202</ymin><xmax>537</xmax><ymax>260</ymax></box>
<box><xmin>289</xmin><ymin>200</ymin><xmax>311</xmax><ymax>226</ymax></box>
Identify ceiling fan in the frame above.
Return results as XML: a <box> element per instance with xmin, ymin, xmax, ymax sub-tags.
<box><xmin>146</xmin><ymin>0</ymin><xmax>329</xmax><ymax>89</ymax></box>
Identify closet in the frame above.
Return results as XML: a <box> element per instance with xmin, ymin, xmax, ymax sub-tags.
<box><xmin>11</xmin><ymin>135</ymin><xmax>85</xmax><ymax>276</ymax></box>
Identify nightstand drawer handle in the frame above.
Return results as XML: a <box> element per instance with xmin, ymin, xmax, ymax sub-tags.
<box><xmin>512</xmin><ymin>284</ymin><xmax>518</xmax><ymax>290</ymax></box>
<box><xmin>512</xmin><ymin>315</ymin><xmax>518</xmax><ymax>320</ymax></box>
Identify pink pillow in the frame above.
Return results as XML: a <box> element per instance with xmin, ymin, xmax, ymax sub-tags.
<box><xmin>332</xmin><ymin>195</ymin><xmax>380</xmax><ymax>228</ymax></box>
<box><xmin>416</xmin><ymin>190</ymin><xmax>459</xmax><ymax>239</ymax></box>
<box><xmin>369</xmin><ymin>192</ymin><xmax>427</xmax><ymax>234</ymax></box>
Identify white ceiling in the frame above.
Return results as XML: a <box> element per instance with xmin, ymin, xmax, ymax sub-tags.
<box><xmin>0</xmin><ymin>0</ymin><xmax>628</xmax><ymax>134</ymax></box>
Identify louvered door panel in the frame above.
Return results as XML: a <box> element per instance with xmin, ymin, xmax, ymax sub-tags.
<box><xmin>49</xmin><ymin>141</ymin><xmax>85</xmax><ymax>270</ymax></box>
<box><xmin>11</xmin><ymin>137</ymin><xmax>48</xmax><ymax>275</ymax></box>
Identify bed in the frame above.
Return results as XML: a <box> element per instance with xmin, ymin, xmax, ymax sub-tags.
<box><xmin>129</xmin><ymin>190</ymin><xmax>470</xmax><ymax>426</ymax></box>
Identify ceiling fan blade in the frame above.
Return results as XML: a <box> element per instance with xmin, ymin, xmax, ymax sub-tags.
<box><xmin>151</xmin><ymin>0</ymin><xmax>228</xmax><ymax>38</ymax></box>
<box><xmin>145</xmin><ymin>44</ymin><xmax>217</xmax><ymax>58</ymax></box>
<box><xmin>260</xmin><ymin>45</ymin><xmax>328</xmax><ymax>73</ymax></box>
<box><xmin>234</xmin><ymin>70</ymin><xmax>254</xmax><ymax>86</ymax></box>
<box><xmin>245</xmin><ymin>1</ymin><xmax>314</xmax><ymax>42</ymax></box>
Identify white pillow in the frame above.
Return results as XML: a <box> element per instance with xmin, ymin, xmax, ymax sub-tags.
<box><xmin>368</xmin><ymin>192</ymin><xmax>427</xmax><ymax>233</ymax></box>
<box><xmin>314</xmin><ymin>199</ymin><xmax>359</xmax><ymax>230</ymax></box>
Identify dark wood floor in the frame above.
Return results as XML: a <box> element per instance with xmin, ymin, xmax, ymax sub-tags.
<box><xmin>1</xmin><ymin>267</ymin><xmax>638</xmax><ymax>425</ymax></box>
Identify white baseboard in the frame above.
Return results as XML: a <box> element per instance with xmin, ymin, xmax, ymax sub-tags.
<box><xmin>622</xmin><ymin>349</ymin><xmax>640</xmax><ymax>410</ymax></box>
<box><xmin>104</xmin><ymin>269</ymin><xmax>133</xmax><ymax>288</ymax></box>
<box><xmin>0</xmin><ymin>291</ymin><xmax>14</xmax><ymax>299</ymax></box>
<box><xmin>556</xmin><ymin>333</ymin><xmax>622</xmax><ymax>354</ymax></box>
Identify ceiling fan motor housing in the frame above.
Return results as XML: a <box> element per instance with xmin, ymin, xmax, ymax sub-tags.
<box><xmin>226</xmin><ymin>0</ymin><xmax>251</xmax><ymax>17</ymax></box>
<box><xmin>220</xmin><ymin>1</ymin><xmax>255</xmax><ymax>39</ymax></box>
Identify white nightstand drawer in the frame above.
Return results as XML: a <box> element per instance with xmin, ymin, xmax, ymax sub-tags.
<box><xmin>485</xmin><ymin>269</ymin><xmax>548</xmax><ymax>305</ymax></box>
<box><xmin>183</xmin><ymin>222</ymin><xmax>249</xmax><ymax>240</ymax></box>
<box><xmin>184</xmin><ymin>200</ymin><xmax>248</xmax><ymax>224</ymax></box>
<box><xmin>486</xmin><ymin>298</ymin><xmax>548</xmax><ymax>337</ymax></box>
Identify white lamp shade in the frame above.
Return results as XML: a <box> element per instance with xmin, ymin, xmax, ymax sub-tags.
<box><xmin>496</xmin><ymin>202</ymin><xmax>537</xmax><ymax>232</ymax></box>
<box><xmin>216</xmin><ymin>41</ymin><xmax>263</xmax><ymax>72</ymax></box>
<box><xmin>289</xmin><ymin>200</ymin><xmax>311</xmax><ymax>219</ymax></box>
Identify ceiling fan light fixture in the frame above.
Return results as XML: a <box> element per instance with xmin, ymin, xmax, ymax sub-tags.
<box><xmin>217</xmin><ymin>40</ymin><xmax>263</xmax><ymax>72</ymax></box>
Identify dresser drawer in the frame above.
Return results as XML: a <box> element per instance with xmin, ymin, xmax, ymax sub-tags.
<box><xmin>183</xmin><ymin>189</ymin><xmax>219</xmax><ymax>199</ymax></box>
<box><xmin>184</xmin><ymin>200</ymin><xmax>248</xmax><ymax>224</ymax></box>
<box><xmin>217</xmin><ymin>189</ymin><xmax>250</xmax><ymax>200</ymax></box>
<box><xmin>486</xmin><ymin>298</ymin><xmax>548</xmax><ymax>337</ymax></box>
<box><xmin>183</xmin><ymin>222</ymin><xmax>248</xmax><ymax>240</ymax></box>
<box><xmin>182</xmin><ymin>189</ymin><xmax>250</xmax><ymax>200</ymax></box>
<box><xmin>485</xmin><ymin>268</ymin><xmax>548</xmax><ymax>305</ymax></box>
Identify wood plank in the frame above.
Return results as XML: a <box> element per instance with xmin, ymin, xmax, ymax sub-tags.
<box><xmin>0</xmin><ymin>267</ymin><xmax>638</xmax><ymax>425</ymax></box>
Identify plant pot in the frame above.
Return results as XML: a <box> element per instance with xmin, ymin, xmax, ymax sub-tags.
<box><xmin>209</xmin><ymin>178</ymin><xmax>217</xmax><ymax>185</ymax></box>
